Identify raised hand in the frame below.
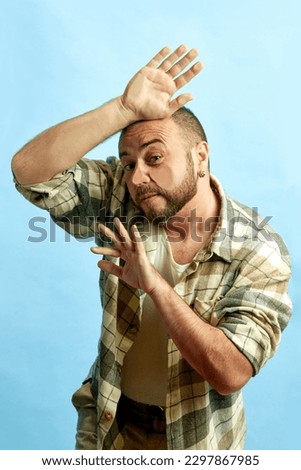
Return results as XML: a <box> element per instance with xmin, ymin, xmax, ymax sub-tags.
<box><xmin>119</xmin><ymin>45</ymin><xmax>203</xmax><ymax>122</ymax></box>
<box><xmin>91</xmin><ymin>218</ymin><xmax>162</xmax><ymax>294</ymax></box>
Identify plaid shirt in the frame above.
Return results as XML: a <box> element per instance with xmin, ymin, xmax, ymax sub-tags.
<box><xmin>14</xmin><ymin>157</ymin><xmax>292</xmax><ymax>450</ymax></box>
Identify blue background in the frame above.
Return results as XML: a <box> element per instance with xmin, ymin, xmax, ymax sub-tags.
<box><xmin>1</xmin><ymin>0</ymin><xmax>300</xmax><ymax>450</ymax></box>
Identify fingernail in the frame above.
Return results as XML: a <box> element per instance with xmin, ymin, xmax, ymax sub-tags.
<box><xmin>162</xmin><ymin>46</ymin><xmax>171</xmax><ymax>55</ymax></box>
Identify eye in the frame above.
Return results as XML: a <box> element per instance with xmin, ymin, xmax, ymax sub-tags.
<box><xmin>122</xmin><ymin>162</ymin><xmax>135</xmax><ymax>172</ymax></box>
<box><xmin>149</xmin><ymin>155</ymin><xmax>162</xmax><ymax>165</ymax></box>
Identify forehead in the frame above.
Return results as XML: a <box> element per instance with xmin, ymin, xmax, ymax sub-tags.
<box><xmin>119</xmin><ymin>118</ymin><xmax>184</xmax><ymax>156</ymax></box>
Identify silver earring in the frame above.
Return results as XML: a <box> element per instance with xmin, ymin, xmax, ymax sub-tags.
<box><xmin>199</xmin><ymin>170</ymin><xmax>206</xmax><ymax>178</ymax></box>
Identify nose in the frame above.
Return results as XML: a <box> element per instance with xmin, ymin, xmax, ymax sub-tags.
<box><xmin>130</xmin><ymin>162</ymin><xmax>151</xmax><ymax>186</ymax></box>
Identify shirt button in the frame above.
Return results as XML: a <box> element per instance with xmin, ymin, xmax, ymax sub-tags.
<box><xmin>129</xmin><ymin>324</ymin><xmax>138</xmax><ymax>333</ymax></box>
<box><xmin>105</xmin><ymin>411</ymin><xmax>113</xmax><ymax>421</ymax></box>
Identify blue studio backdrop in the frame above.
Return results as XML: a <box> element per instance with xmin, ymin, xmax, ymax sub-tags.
<box><xmin>1</xmin><ymin>0</ymin><xmax>300</xmax><ymax>450</ymax></box>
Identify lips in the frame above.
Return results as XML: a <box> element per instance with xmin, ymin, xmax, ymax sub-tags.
<box><xmin>140</xmin><ymin>193</ymin><xmax>158</xmax><ymax>201</ymax></box>
<box><xmin>136</xmin><ymin>191</ymin><xmax>160</xmax><ymax>205</ymax></box>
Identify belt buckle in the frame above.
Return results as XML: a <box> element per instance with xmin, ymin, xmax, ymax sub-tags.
<box><xmin>147</xmin><ymin>404</ymin><xmax>165</xmax><ymax>418</ymax></box>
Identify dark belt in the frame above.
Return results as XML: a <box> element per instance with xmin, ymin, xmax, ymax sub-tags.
<box><xmin>117</xmin><ymin>394</ymin><xmax>166</xmax><ymax>434</ymax></box>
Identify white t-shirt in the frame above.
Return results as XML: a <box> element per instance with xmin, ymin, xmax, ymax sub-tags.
<box><xmin>121</xmin><ymin>227</ymin><xmax>189</xmax><ymax>406</ymax></box>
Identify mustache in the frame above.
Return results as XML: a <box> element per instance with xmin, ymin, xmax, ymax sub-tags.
<box><xmin>135</xmin><ymin>185</ymin><xmax>165</xmax><ymax>202</ymax></box>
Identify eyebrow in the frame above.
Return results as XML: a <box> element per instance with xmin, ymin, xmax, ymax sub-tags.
<box><xmin>119</xmin><ymin>138</ymin><xmax>164</xmax><ymax>159</ymax></box>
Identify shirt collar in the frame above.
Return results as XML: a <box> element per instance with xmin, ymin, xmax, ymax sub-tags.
<box><xmin>204</xmin><ymin>175</ymin><xmax>234</xmax><ymax>264</ymax></box>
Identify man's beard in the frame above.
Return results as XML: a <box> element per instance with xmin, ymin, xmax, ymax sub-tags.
<box><xmin>134</xmin><ymin>153</ymin><xmax>198</xmax><ymax>224</ymax></box>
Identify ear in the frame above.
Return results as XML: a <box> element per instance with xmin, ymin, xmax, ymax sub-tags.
<box><xmin>195</xmin><ymin>141</ymin><xmax>210</xmax><ymax>171</ymax></box>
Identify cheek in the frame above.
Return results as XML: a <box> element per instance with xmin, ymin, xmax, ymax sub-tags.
<box><xmin>150</xmin><ymin>166</ymin><xmax>179</xmax><ymax>190</ymax></box>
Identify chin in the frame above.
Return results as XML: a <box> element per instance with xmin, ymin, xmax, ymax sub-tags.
<box><xmin>145</xmin><ymin>208</ymin><xmax>179</xmax><ymax>225</ymax></box>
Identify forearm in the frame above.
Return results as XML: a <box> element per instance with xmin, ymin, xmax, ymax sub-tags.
<box><xmin>12</xmin><ymin>97</ymin><xmax>134</xmax><ymax>184</ymax></box>
<box><xmin>149</xmin><ymin>279</ymin><xmax>253</xmax><ymax>395</ymax></box>
<box><xmin>12</xmin><ymin>46</ymin><xmax>201</xmax><ymax>185</ymax></box>
<box><xmin>93</xmin><ymin>219</ymin><xmax>253</xmax><ymax>395</ymax></box>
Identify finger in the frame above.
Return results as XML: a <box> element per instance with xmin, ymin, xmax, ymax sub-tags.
<box><xmin>98</xmin><ymin>259</ymin><xmax>123</xmax><ymax>278</ymax></box>
<box><xmin>130</xmin><ymin>224</ymin><xmax>144</xmax><ymax>245</ymax></box>
<box><xmin>169</xmin><ymin>94</ymin><xmax>194</xmax><ymax>115</ymax></box>
<box><xmin>113</xmin><ymin>217</ymin><xmax>131</xmax><ymax>245</ymax></box>
<box><xmin>145</xmin><ymin>46</ymin><xmax>172</xmax><ymax>68</ymax></box>
<box><xmin>90</xmin><ymin>246</ymin><xmax>121</xmax><ymax>257</ymax></box>
<box><xmin>130</xmin><ymin>225</ymin><xmax>150</xmax><ymax>262</ymax></box>
<box><xmin>97</xmin><ymin>222</ymin><xmax>120</xmax><ymax>245</ymax></box>
<box><xmin>174</xmin><ymin>61</ymin><xmax>203</xmax><ymax>89</ymax></box>
<box><xmin>158</xmin><ymin>44</ymin><xmax>189</xmax><ymax>73</ymax></box>
<box><xmin>166</xmin><ymin>48</ymin><xmax>199</xmax><ymax>78</ymax></box>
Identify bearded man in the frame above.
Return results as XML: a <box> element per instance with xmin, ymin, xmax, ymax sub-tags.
<box><xmin>12</xmin><ymin>45</ymin><xmax>292</xmax><ymax>450</ymax></box>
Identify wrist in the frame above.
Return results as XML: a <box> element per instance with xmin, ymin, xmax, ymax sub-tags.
<box><xmin>115</xmin><ymin>95</ymin><xmax>138</xmax><ymax>127</ymax></box>
<box><xmin>146</xmin><ymin>272</ymin><xmax>171</xmax><ymax>298</ymax></box>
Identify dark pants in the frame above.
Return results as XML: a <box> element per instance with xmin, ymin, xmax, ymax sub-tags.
<box><xmin>72</xmin><ymin>382</ymin><xmax>167</xmax><ymax>450</ymax></box>
<box><xmin>116</xmin><ymin>393</ymin><xmax>167</xmax><ymax>450</ymax></box>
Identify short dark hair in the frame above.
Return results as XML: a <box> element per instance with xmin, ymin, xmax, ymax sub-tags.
<box><xmin>171</xmin><ymin>107</ymin><xmax>208</xmax><ymax>148</ymax></box>
<box><xmin>118</xmin><ymin>107</ymin><xmax>207</xmax><ymax>152</ymax></box>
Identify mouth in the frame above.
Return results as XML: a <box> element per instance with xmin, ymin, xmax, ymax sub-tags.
<box><xmin>138</xmin><ymin>193</ymin><xmax>159</xmax><ymax>204</ymax></box>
